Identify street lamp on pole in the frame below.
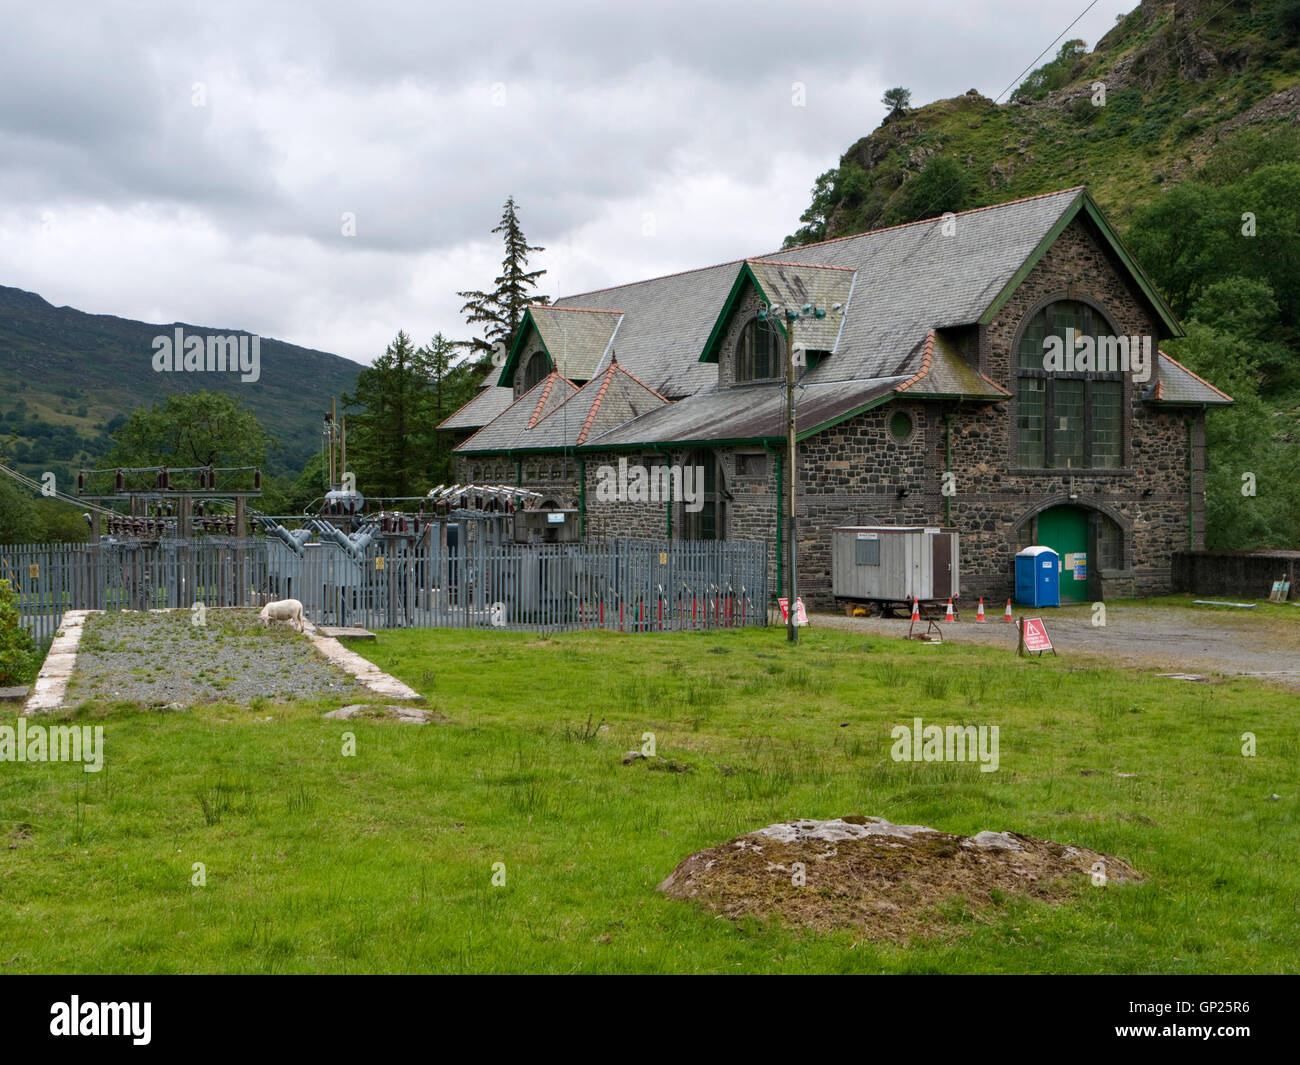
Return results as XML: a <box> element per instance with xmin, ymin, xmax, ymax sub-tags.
<box><xmin>757</xmin><ymin>298</ymin><xmax>838</xmax><ymax>645</ymax></box>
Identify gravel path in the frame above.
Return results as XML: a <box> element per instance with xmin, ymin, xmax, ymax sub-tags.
<box><xmin>811</xmin><ymin>602</ymin><xmax>1300</xmax><ymax>689</ymax></box>
<box><xmin>69</xmin><ymin>609</ymin><xmax>365</xmax><ymax>707</ymax></box>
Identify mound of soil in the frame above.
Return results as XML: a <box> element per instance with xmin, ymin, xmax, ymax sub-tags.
<box><xmin>657</xmin><ymin>816</ymin><xmax>1142</xmax><ymax>939</ymax></box>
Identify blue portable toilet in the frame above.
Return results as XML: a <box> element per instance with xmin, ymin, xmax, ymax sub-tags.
<box><xmin>1015</xmin><ymin>546</ymin><xmax>1060</xmax><ymax>607</ymax></box>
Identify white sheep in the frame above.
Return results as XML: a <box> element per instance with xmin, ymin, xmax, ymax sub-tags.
<box><xmin>259</xmin><ymin>598</ymin><xmax>306</xmax><ymax>633</ymax></box>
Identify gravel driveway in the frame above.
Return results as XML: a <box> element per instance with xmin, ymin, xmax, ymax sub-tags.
<box><xmin>811</xmin><ymin>601</ymin><xmax>1300</xmax><ymax>689</ymax></box>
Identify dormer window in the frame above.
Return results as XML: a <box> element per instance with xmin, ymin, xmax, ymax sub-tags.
<box><xmin>735</xmin><ymin>317</ymin><xmax>782</xmax><ymax>383</ymax></box>
<box><xmin>523</xmin><ymin>350</ymin><xmax>550</xmax><ymax>390</ymax></box>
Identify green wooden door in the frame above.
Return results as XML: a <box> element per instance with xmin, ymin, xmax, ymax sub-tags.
<box><xmin>1037</xmin><ymin>506</ymin><xmax>1090</xmax><ymax>603</ymax></box>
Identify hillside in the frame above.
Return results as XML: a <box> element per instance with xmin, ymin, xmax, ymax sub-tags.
<box><xmin>0</xmin><ymin>285</ymin><xmax>361</xmax><ymax>481</ymax></box>
<box><xmin>788</xmin><ymin>0</ymin><xmax>1300</xmax><ymax>243</ymax></box>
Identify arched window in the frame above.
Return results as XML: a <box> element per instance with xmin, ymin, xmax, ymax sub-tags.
<box><xmin>523</xmin><ymin>350</ymin><xmax>550</xmax><ymax>391</ymax></box>
<box><xmin>1015</xmin><ymin>300</ymin><xmax>1124</xmax><ymax>469</ymax></box>
<box><xmin>735</xmin><ymin>317</ymin><xmax>782</xmax><ymax>383</ymax></box>
<box><xmin>683</xmin><ymin>450</ymin><xmax>725</xmax><ymax>541</ymax></box>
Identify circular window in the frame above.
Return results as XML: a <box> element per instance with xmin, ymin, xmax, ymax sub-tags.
<box><xmin>889</xmin><ymin>410</ymin><xmax>914</xmax><ymax>442</ymax></box>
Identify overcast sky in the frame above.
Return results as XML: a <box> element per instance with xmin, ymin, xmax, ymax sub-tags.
<box><xmin>0</xmin><ymin>0</ymin><xmax>1135</xmax><ymax>365</ymax></box>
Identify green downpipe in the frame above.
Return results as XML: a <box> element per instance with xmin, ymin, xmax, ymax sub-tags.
<box><xmin>657</xmin><ymin>446</ymin><xmax>673</xmax><ymax>540</ymax></box>
<box><xmin>944</xmin><ymin>412</ymin><xmax>953</xmax><ymax>527</ymax></box>
<box><xmin>765</xmin><ymin>441</ymin><xmax>782</xmax><ymax>600</ymax></box>
<box><xmin>579</xmin><ymin>455</ymin><xmax>586</xmax><ymax>538</ymax></box>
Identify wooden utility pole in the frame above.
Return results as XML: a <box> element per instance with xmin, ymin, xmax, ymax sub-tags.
<box><xmin>786</xmin><ymin>314</ymin><xmax>798</xmax><ymax>645</ymax></box>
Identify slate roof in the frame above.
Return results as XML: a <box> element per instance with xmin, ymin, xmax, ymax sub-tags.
<box><xmin>898</xmin><ymin>332</ymin><xmax>1011</xmax><ymax>400</ymax></box>
<box><xmin>741</xmin><ymin>261</ymin><xmax>856</xmax><ymax>354</ymax></box>
<box><xmin>444</xmin><ymin>186</ymin><xmax>1226</xmax><ymax>449</ymax></box>
<box><xmin>553</xmin><ymin>188</ymin><xmax>1088</xmax><ymax>400</ymax></box>
<box><xmin>519</xmin><ymin>306</ymin><xmax>623</xmax><ymax>383</ymax></box>
<box><xmin>588</xmin><ymin>377</ymin><xmax>906</xmax><ymax>447</ymax></box>
<box><xmin>453</xmin><ymin>372</ymin><xmax>578</xmax><ymax>452</ymax></box>
<box><xmin>1146</xmin><ymin>351</ymin><xmax>1234</xmax><ymax>405</ymax></box>
<box><xmin>439</xmin><ymin>374</ymin><xmax>515</xmax><ymax>431</ymax></box>
<box><xmin>508</xmin><ymin>360</ymin><xmax>669</xmax><ymax>450</ymax></box>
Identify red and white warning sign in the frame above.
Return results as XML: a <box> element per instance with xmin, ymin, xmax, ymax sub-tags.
<box><xmin>777</xmin><ymin>597</ymin><xmax>808</xmax><ymax>625</ymax></box>
<box><xmin>1020</xmin><ymin>616</ymin><xmax>1054</xmax><ymax>655</ymax></box>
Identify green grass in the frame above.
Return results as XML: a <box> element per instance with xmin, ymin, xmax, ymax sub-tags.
<box><xmin>2</xmin><ymin>623</ymin><xmax>1298</xmax><ymax>973</ymax></box>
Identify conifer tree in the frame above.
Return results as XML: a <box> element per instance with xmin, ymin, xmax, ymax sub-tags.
<box><xmin>458</xmin><ymin>196</ymin><xmax>549</xmax><ymax>362</ymax></box>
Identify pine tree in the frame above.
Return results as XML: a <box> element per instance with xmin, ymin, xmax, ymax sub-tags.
<box><xmin>458</xmin><ymin>196</ymin><xmax>549</xmax><ymax>360</ymax></box>
<box><xmin>341</xmin><ymin>331</ymin><xmax>431</xmax><ymax>498</ymax></box>
<box><xmin>418</xmin><ymin>332</ymin><xmax>480</xmax><ymax>483</ymax></box>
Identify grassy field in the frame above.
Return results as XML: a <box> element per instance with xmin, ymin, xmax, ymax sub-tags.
<box><xmin>2</xmin><ymin>621</ymin><xmax>1298</xmax><ymax>974</ymax></box>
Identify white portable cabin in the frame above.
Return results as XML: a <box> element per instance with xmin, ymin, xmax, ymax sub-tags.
<box><xmin>831</xmin><ymin>526</ymin><xmax>960</xmax><ymax>604</ymax></box>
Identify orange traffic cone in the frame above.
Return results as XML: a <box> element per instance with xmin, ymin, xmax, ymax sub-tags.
<box><xmin>910</xmin><ymin>597</ymin><xmax>920</xmax><ymax>622</ymax></box>
<box><xmin>976</xmin><ymin>598</ymin><xmax>987</xmax><ymax>623</ymax></box>
<box><xmin>944</xmin><ymin>597</ymin><xmax>955</xmax><ymax>622</ymax></box>
<box><xmin>1003</xmin><ymin>599</ymin><xmax>1014</xmax><ymax>623</ymax></box>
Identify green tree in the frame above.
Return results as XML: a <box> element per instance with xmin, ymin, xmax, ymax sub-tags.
<box><xmin>1166</xmin><ymin>323</ymin><xmax>1299</xmax><ymax>550</ymax></box>
<box><xmin>881</xmin><ymin>87</ymin><xmax>911</xmax><ymax>114</ymax></box>
<box><xmin>341</xmin><ymin>331</ymin><xmax>434</xmax><ymax>499</ymax></box>
<box><xmin>884</xmin><ymin>155</ymin><xmax>971</xmax><ymax>226</ymax></box>
<box><xmin>1013</xmin><ymin>39</ymin><xmax>1087</xmax><ymax>101</ymax></box>
<box><xmin>0</xmin><ymin>476</ymin><xmax>39</xmax><ymax>543</ymax></box>
<box><xmin>0</xmin><ymin>578</ymin><xmax>37</xmax><ymax>686</ymax></box>
<box><xmin>458</xmin><ymin>197</ymin><xmax>549</xmax><ymax>359</ymax></box>
<box><xmin>421</xmin><ymin>333</ymin><xmax>481</xmax><ymax>484</ymax></box>
<box><xmin>105</xmin><ymin>392</ymin><xmax>270</xmax><ymax>475</ymax></box>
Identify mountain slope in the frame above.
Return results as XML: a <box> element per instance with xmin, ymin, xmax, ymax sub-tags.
<box><xmin>0</xmin><ymin>285</ymin><xmax>361</xmax><ymax>480</ymax></box>
<box><xmin>788</xmin><ymin>0</ymin><xmax>1300</xmax><ymax>243</ymax></box>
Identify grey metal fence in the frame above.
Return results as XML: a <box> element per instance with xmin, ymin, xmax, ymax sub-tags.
<box><xmin>2</xmin><ymin>538</ymin><xmax>270</xmax><ymax>643</ymax></box>
<box><xmin>4</xmin><ymin>537</ymin><xmax>767</xmax><ymax>638</ymax></box>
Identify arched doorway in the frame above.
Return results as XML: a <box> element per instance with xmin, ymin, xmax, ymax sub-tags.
<box><xmin>1036</xmin><ymin>506</ymin><xmax>1090</xmax><ymax>602</ymax></box>
<box><xmin>1022</xmin><ymin>504</ymin><xmax>1124</xmax><ymax>603</ymax></box>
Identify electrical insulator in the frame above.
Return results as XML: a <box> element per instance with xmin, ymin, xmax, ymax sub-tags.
<box><xmin>77</xmin><ymin>471</ymin><xmax>85</xmax><ymax>493</ymax></box>
<box><xmin>253</xmin><ymin>468</ymin><xmax>261</xmax><ymax>490</ymax></box>
<box><xmin>115</xmin><ymin>469</ymin><xmax>124</xmax><ymax>491</ymax></box>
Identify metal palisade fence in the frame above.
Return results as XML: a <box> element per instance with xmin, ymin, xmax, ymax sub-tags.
<box><xmin>4</xmin><ymin>537</ymin><xmax>768</xmax><ymax>639</ymax></box>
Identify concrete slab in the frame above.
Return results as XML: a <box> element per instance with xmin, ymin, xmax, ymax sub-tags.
<box><xmin>307</xmin><ymin>631</ymin><xmax>421</xmax><ymax>701</ymax></box>
<box><xmin>316</xmin><ymin>626</ymin><xmax>377</xmax><ymax>640</ymax></box>
<box><xmin>24</xmin><ymin>610</ymin><xmax>99</xmax><ymax>715</ymax></box>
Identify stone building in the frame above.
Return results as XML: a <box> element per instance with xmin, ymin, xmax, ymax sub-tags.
<box><xmin>441</xmin><ymin>188</ymin><xmax>1231</xmax><ymax>607</ymax></box>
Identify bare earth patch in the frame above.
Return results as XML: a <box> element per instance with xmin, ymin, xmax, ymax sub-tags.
<box><xmin>658</xmin><ymin>816</ymin><xmax>1142</xmax><ymax>940</ymax></box>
